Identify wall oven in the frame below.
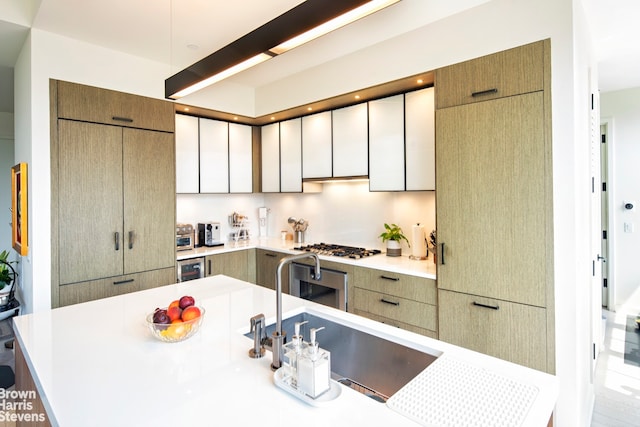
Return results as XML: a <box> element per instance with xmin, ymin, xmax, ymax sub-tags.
<box><xmin>289</xmin><ymin>262</ymin><xmax>347</xmax><ymax>311</ymax></box>
<box><xmin>177</xmin><ymin>257</ymin><xmax>204</xmax><ymax>282</ymax></box>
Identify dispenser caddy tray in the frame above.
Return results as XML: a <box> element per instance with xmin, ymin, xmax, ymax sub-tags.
<box><xmin>273</xmin><ymin>368</ymin><xmax>341</xmax><ymax>406</ymax></box>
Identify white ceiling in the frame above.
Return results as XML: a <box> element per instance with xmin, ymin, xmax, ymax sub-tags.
<box><xmin>0</xmin><ymin>0</ymin><xmax>639</xmax><ymax>114</ymax></box>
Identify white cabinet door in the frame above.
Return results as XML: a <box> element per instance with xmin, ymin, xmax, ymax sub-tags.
<box><xmin>261</xmin><ymin>123</ymin><xmax>280</xmax><ymax>192</ymax></box>
<box><xmin>175</xmin><ymin>114</ymin><xmax>199</xmax><ymax>193</ymax></box>
<box><xmin>369</xmin><ymin>94</ymin><xmax>405</xmax><ymax>191</ymax></box>
<box><xmin>280</xmin><ymin>118</ymin><xmax>302</xmax><ymax>192</ymax></box>
<box><xmin>229</xmin><ymin>123</ymin><xmax>253</xmax><ymax>193</ymax></box>
<box><xmin>332</xmin><ymin>103</ymin><xmax>368</xmax><ymax>177</ymax></box>
<box><xmin>302</xmin><ymin>111</ymin><xmax>332</xmax><ymax>178</ymax></box>
<box><xmin>199</xmin><ymin>118</ymin><xmax>229</xmax><ymax>193</ymax></box>
<box><xmin>405</xmin><ymin>87</ymin><xmax>435</xmax><ymax>190</ymax></box>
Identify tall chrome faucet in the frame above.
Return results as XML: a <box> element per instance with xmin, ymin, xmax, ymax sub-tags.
<box><xmin>271</xmin><ymin>253</ymin><xmax>322</xmax><ymax>371</ymax></box>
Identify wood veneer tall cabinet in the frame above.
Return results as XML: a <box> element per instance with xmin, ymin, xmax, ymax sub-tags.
<box><xmin>50</xmin><ymin>80</ymin><xmax>176</xmax><ymax>307</ymax></box>
<box><xmin>434</xmin><ymin>40</ymin><xmax>555</xmax><ymax>373</ymax></box>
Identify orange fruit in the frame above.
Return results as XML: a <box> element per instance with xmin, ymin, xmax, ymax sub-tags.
<box><xmin>168</xmin><ymin>300</ymin><xmax>180</xmax><ymax>309</ymax></box>
<box><xmin>167</xmin><ymin>306</ymin><xmax>182</xmax><ymax>322</ymax></box>
<box><xmin>181</xmin><ymin>306</ymin><xmax>201</xmax><ymax>322</ymax></box>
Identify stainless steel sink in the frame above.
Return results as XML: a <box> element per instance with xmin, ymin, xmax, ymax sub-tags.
<box><xmin>245</xmin><ymin>310</ymin><xmax>439</xmax><ymax>401</ymax></box>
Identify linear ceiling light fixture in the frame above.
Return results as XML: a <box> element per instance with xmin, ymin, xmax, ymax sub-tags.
<box><xmin>165</xmin><ymin>0</ymin><xmax>401</xmax><ymax>99</ymax></box>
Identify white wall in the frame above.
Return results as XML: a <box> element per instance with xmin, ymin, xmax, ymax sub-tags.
<box><xmin>0</xmin><ymin>112</ymin><xmax>14</xmax><ymax>262</ymax></box>
<box><xmin>177</xmin><ymin>183</ymin><xmax>435</xmax><ymax>252</ymax></box>
<box><xmin>601</xmin><ymin>87</ymin><xmax>640</xmax><ymax>312</ymax></box>
<box><xmin>13</xmin><ymin>0</ymin><xmax>595</xmax><ymax>424</ymax></box>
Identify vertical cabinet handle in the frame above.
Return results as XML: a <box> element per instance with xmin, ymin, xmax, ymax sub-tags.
<box><xmin>128</xmin><ymin>231</ymin><xmax>135</xmax><ymax>249</ymax></box>
<box><xmin>114</xmin><ymin>232</ymin><xmax>120</xmax><ymax>251</ymax></box>
<box><xmin>208</xmin><ymin>259</ymin><xmax>212</xmax><ymax>276</ymax></box>
<box><xmin>439</xmin><ymin>243</ymin><xmax>445</xmax><ymax>265</ymax></box>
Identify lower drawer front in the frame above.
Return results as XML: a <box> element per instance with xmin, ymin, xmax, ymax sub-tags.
<box><xmin>59</xmin><ymin>267</ymin><xmax>175</xmax><ymax>306</ymax></box>
<box><xmin>353</xmin><ymin>288</ymin><xmax>436</xmax><ymax>331</ymax></box>
<box><xmin>438</xmin><ymin>290</ymin><xmax>547</xmax><ymax>372</ymax></box>
<box><xmin>352</xmin><ymin>309</ymin><xmax>437</xmax><ymax>339</ymax></box>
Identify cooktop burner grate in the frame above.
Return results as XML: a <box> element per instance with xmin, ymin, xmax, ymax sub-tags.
<box><xmin>293</xmin><ymin>243</ymin><xmax>382</xmax><ymax>259</ymax></box>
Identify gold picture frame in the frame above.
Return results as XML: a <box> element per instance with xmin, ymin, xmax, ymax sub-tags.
<box><xmin>11</xmin><ymin>163</ymin><xmax>28</xmax><ymax>256</ymax></box>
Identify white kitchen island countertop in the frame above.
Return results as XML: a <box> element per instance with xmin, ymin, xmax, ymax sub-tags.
<box><xmin>13</xmin><ymin>276</ymin><xmax>556</xmax><ymax>426</ymax></box>
<box><xmin>177</xmin><ymin>237</ymin><xmax>437</xmax><ymax>279</ymax></box>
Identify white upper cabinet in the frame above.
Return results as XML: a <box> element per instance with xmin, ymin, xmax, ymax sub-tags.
<box><xmin>280</xmin><ymin>118</ymin><xmax>302</xmax><ymax>192</ymax></box>
<box><xmin>405</xmin><ymin>87</ymin><xmax>435</xmax><ymax>190</ymax></box>
<box><xmin>199</xmin><ymin>118</ymin><xmax>229</xmax><ymax>193</ymax></box>
<box><xmin>229</xmin><ymin>123</ymin><xmax>253</xmax><ymax>193</ymax></box>
<box><xmin>261</xmin><ymin>123</ymin><xmax>280</xmax><ymax>192</ymax></box>
<box><xmin>175</xmin><ymin>114</ymin><xmax>199</xmax><ymax>193</ymax></box>
<box><xmin>302</xmin><ymin>111</ymin><xmax>332</xmax><ymax>179</ymax></box>
<box><xmin>175</xmin><ymin>115</ymin><xmax>254</xmax><ymax>194</ymax></box>
<box><xmin>368</xmin><ymin>94</ymin><xmax>405</xmax><ymax>191</ymax></box>
<box><xmin>332</xmin><ymin>103</ymin><xmax>368</xmax><ymax>177</ymax></box>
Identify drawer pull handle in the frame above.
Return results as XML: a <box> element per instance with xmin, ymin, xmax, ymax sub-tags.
<box><xmin>472</xmin><ymin>301</ymin><xmax>499</xmax><ymax>310</ymax></box>
<box><xmin>380</xmin><ymin>275</ymin><xmax>399</xmax><ymax>281</ymax></box>
<box><xmin>113</xmin><ymin>278</ymin><xmax>134</xmax><ymax>285</ymax></box>
<box><xmin>380</xmin><ymin>298</ymin><xmax>400</xmax><ymax>306</ymax></box>
<box><xmin>471</xmin><ymin>88</ymin><xmax>498</xmax><ymax>97</ymax></box>
<box><xmin>112</xmin><ymin>116</ymin><xmax>133</xmax><ymax>123</ymax></box>
<box><xmin>265</xmin><ymin>253</ymin><xmax>277</xmax><ymax>258</ymax></box>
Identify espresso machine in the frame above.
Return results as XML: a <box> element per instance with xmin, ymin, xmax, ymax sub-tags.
<box><xmin>197</xmin><ymin>222</ymin><xmax>223</xmax><ymax>247</ymax></box>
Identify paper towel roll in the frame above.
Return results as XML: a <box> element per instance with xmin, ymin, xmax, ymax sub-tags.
<box><xmin>411</xmin><ymin>224</ymin><xmax>427</xmax><ymax>259</ymax></box>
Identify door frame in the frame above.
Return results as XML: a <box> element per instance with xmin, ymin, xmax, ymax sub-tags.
<box><xmin>600</xmin><ymin>118</ymin><xmax>615</xmax><ymax>311</ymax></box>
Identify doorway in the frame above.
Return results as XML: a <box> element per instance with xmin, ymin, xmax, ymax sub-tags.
<box><xmin>600</xmin><ymin>123</ymin><xmax>611</xmax><ymax>310</ymax></box>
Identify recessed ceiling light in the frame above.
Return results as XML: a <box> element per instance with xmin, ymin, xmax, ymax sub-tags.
<box><xmin>307</xmin><ymin>107</ymin><xmax>313</xmax><ymax>111</ymax></box>
<box><xmin>355</xmin><ymin>95</ymin><xmax>361</xmax><ymax>100</ymax></box>
<box><xmin>417</xmin><ymin>79</ymin><xmax>423</xmax><ymax>84</ymax></box>
<box><xmin>233</xmin><ymin>116</ymin><xmax>238</xmax><ymax>120</ymax></box>
<box><xmin>184</xmin><ymin>107</ymin><xmax>190</xmax><ymax>112</ymax></box>
<box><xmin>271</xmin><ymin>116</ymin><xmax>276</xmax><ymax>121</ymax></box>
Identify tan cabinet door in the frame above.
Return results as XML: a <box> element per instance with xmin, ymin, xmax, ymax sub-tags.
<box><xmin>123</xmin><ymin>128</ymin><xmax>176</xmax><ymax>274</ymax></box>
<box><xmin>58</xmin><ymin>120</ymin><xmax>124</xmax><ymax>284</ymax></box>
<box><xmin>436</xmin><ymin>92</ymin><xmax>546</xmax><ymax>307</ymax></box>
<box><xmin>438</xmin><ymin>290</ymin><xmax>547</xmax><ymax>371</ymax></box>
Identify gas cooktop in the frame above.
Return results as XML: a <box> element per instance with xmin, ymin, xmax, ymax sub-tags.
<box><xmin>292</xmin><ymin>243</ymin><xmax>382</xmax><ymax>259</ymax></box>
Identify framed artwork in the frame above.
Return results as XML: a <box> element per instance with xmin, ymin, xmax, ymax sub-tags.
<box><xmin>11</xmin><ymin>163</ymin><xmax>28</xmax><ymax>256</ymax></box>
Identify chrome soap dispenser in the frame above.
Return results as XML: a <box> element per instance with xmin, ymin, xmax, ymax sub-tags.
<box><xmin>298</xmin><ymin>327</ymin><xmax>331</xmax><ymax>398</ymax></box>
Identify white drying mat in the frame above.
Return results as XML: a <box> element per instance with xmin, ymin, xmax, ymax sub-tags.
<box><xmin>386</xmin><ymin>354</ymin><xmax>539</xmax><ymax>426</ymax></box>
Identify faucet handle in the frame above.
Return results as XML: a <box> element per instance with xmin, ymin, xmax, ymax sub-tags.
<box><xmin>249</xmin><ymin>314</ymin><xmax>266</xmax><ymax>359</ymax></box>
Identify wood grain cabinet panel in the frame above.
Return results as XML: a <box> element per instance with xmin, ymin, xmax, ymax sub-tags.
<box><xmin>438</xmin><ymin>290</ymin><xmax>547</xmax><ymax>372</ymax></box>
<box><xmin>52</xmin><ymin>80</ymin><xmax>176</xmax><ymax>307</ymax></box>
<box><xmin>256</xmin><ymin>249</ymin><xmax>287</xmax><ymax>292</ymax></box>
<box><xmin>436</xmin><ymin>91</ymin><xmax>546</xmax><ymax>307</ymax></box>
<box><xmin>205</xmin><ymin>251</ymin><xmax>251</xmax><ymax>282</ymax></box>
<box><xmin>434</xmin><ymin>40</ymin><xmax>553</xmax><ymax>373</ymax></box>
<box><xmin>352</xmin><ymin>266</ymin><xmax>437</xmax><ymax>336</ymax></box>
<box><xmin>59</xmin><ymin>267</ymin><xmax>175</xmax><ymax>306</ymax></box>
<box><xmin>435</xmin><ymin>40</ymin><xmax>544</xmax><ymax>109</ymax></box>
<box><xmin>56</xmin><ymin>80</ymin><xmax>174</xmax><ymax>132</ymax></box>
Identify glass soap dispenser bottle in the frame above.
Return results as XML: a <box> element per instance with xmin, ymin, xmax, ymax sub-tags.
<box><xmin>283</xmin><ymin>320</ymin><xmax>308</xmax><ymax>388</ymax></box>
<box><xmin>298</xmin><ymin>327</ymin><xmax>331</xmax><ymax>398</ymax></box>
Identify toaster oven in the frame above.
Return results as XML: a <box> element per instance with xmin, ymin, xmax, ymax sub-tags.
<box><xmin>176</xmin><ymin>223</ymin><xmax>194</xmax><ymax>251</ymax></box>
